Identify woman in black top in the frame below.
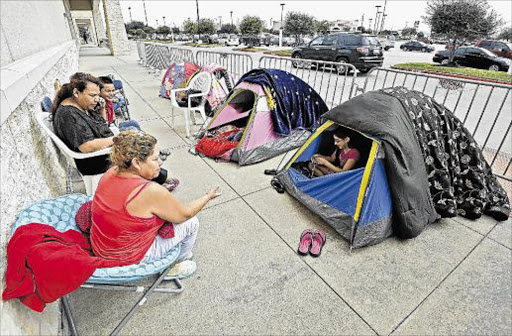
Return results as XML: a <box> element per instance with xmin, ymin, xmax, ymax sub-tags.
<box><xmin>51</xmin><ymin>73</ymin><xmax>170</xmax><ymax>185</ymax></box>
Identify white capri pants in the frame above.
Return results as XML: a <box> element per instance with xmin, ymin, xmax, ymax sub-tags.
<box><xmin>143</xmin><ymin>216</ymin><xmax>199</xmax><ymax>262</ymax></box>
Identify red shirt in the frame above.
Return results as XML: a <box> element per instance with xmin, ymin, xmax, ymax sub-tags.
<box><xmin>105</xmin><ymin>99</ymin><xmax>114</xmax><ymax>125</ymax></box>
<box><xmin>90</xmin><ymin>168</ymin><xmax>169</xmax><ymax>264</ymax></box>
<box><xmin>338</xmin><ymin>148</ymin><xmax>360</xmax><ymax>168</ymax></box>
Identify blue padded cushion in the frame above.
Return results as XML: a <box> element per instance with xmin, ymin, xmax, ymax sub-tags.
<box><xmin>113</xmin><ymin>79</ymin><xmax>123</xmax><ymax>90</ymax></box>
<box><xmin>41</xmin><ymin>96</ymin><xmax>52</xmax><ymax>113</ymax></box>
<box><xmin>11</xmin><ymin>194</ymin><xmax>180</xmax><ymax>285</ymax></box>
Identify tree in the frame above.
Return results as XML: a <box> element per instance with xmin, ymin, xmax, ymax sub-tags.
<box><xmin>284</xmin><ymin>12</ymin><xmax>316</xmax><ymax>41</ymax></box>
<box><xmin>156</xmin><ymin>26</ymin><xmax>171</xmax><ymax>35</ymax></box>
<box><xmin>183</xmin><ymin>19</ymin><xmax>197</xmax><ymax>36</ymax></box>
<box><xmin>198</xmin><ymin>18</ymin><xmax>216</xmax><ymax>36</ymax></box>
<box><xmin>143</xmin><ymin>25</ymin><xmax>155</xmax><ymax>34</ymax></box>
<box><xmin>172</xmin><ymin>27</ymin><xmax>180</xmax><ymax>34</ymax></box>
<box><xmin>315</xmin><ymin>20</ymin><xmax>330</xmax><ymax>35</ymax></box>
<box><xmin>497</xmin><ymin>27</ymin><xmax>512</xmax><ymax>41</ymax></box>
<box><xmin>424</xmin><ymin>0</ymin><xmax>503</xmax><ymax>63</ymax></box>
<box><xmin>219</xmin><ymin>24</ymin><xmax>238</xmax><ymax>34</ymax></box>
<box><xmin>401</xmin><ymin>27</ymin><xmax>417</xmax><ymax>37</ymax></box>
<box><xmin>239</xmin><ymin>15</ymin><xmax>264</xmax><ymax>36</ymax></box>
<box><xmin>125</xmin><ymin>21</ymin><xmax>145</xmax><ymax>32</ymax></box>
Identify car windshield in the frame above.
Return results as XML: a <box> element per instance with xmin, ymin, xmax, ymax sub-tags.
<box><xmin>362</xmin><ymin>36</ymin><xmax>380</xmax><ymax>46</ymax></box>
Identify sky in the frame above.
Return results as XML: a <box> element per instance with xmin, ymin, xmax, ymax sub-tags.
<box><xmin>119</xmin><ymin>0</ymin><xmax>511</xmax><ymax>33</ymax></box>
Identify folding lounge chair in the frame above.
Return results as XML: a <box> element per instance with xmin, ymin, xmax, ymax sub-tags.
<box><xmin>11</xmin><ymin>194</ymin><xmax>184</xmax><ymax>336</ymax></box>
<box><xmin>170</xmin><ymin>72</ymin><xmax>212</xmax><ymax>137</ymax></box>
<box><xmin>36</xmin><ymin>108</ymin><xmax>116</xmax><ymax>195</ymax></box>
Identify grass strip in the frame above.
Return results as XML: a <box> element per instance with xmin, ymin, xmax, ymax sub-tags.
<box><xmin>392</xmin><ymin>63</ymin><xmax>511</xmax><ymax>84</ymax></box>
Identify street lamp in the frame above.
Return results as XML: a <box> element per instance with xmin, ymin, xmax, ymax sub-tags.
<box><xmin>368</xmin><ymin>18</ymin><xmax>373</xmax><ymax>32</ymax></box>
<box><xmin>162</xmin><ymin>16</ymin><xmax>166</xmax><ymax>26</ymax></box>
<box><xmin>374</xmin><ymin>5</ymin><xmax>382</xmax><ymax>34</ymax></box>
<box><xmin>279</xmin><ymin>3</ymin><xmax>285</xmax><ymax>47</ymax></box>
<box><xmin>128</xmin><ymin>7</ymin><xmax>132</xmax><ymax>22</ymax></box>
<box><xmin>156</xmin><ymin>19</ymin><xmax>159</xmax><ymax>26</ymax></box>
<box><xmin>230</xmin><ymin>11</ymin><xmax>233</xmax><ymax>26</ymax></box>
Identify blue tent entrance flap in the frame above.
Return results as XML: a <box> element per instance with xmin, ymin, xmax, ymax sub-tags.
<box><xmin>289</xmin><ymin>168</ymin><xmax>363</xmax><ymax>217</ymax></box>
<box><xmin>357</xmin><ymin>159</ymin><xmax>392</xmax><ymax>227</ymax></box>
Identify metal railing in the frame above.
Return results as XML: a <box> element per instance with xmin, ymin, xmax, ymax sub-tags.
<box><xmin>195</xmin><ymin>51</ymin><xmax>253</xmax><ymax>82</ymax></box>
<box><xmin>142</xmin><ymin>43</ymin><xmax>194</xmax><ymax>70</ymax></box>
<box><xmin>355</xmin><ymin>68</ymin><xmax>512</xmax><ymax>181</ymax></box>
<box><xmin>259</xmin><ymin>56</ymin><xmax>358</xmax><ymax>109</ymax></box>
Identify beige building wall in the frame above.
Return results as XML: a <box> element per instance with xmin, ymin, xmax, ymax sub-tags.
<box><xmin>1</xmin><ymin>1</ymin><xmax>79</xmax><ymax>335</ymax></box>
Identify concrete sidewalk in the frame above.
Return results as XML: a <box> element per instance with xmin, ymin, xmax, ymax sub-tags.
<box><xmin>68</xmin><ymin>46</ymin><xmax>511</xmax><ymax>335</ymax></box>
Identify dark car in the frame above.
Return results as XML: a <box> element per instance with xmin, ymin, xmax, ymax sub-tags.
<box><xmin>433</xmin><ymin>47</ymin><xmax>510</xmax><ymax>71</ymax></box>
<box><xmin>475</xmin><ymin>40</ymin><xmax>512</xmax><ymax>60</ymax></box>
<box><xmin>400</xmin><ymin>41</ymin><xmax>434</xmax><ymax>52</ymax></box>
<box><xmin>291</xmin><ymin>33</ymin><xmax>383</xmax><ymax>73</ymax></box>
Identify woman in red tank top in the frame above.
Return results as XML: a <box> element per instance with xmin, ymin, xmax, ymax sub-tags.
<box><xmin>91</xmin><ymin>130</ymin><xmax>220</xmax><ymax>273</ymax></box>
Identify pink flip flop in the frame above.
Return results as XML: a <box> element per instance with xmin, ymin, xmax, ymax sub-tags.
<box><xmin>298</xmin><ymin>229</ymin><xmax>314</xmax><ymax>256</ymax></box>
<box><xmin>310</xmin><ymin>231</ymin><xmax>327</xmax><ymax>257</ymax></box>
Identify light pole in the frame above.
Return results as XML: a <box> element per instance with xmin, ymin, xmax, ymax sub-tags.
<box><xmin>156</xmin><ymin>19</ymin><xmax>159</xmax><ymax>27</ymax></box>
<box><xmin>162</xmin><ymin>16</ymin><xmax>166</xmax><ymax>26</ymax></box>
<box><xmin>279</xmin><ymin>3</ymin><xmax>285</xmax><ymax>47</ymax></box>
<box><xmin>270</xmin><ymin>17</ymin><xmax>273</xmax><ymax>29</ymax></box>
<box><xmin>218</xmin><ymin>16</ymin><xmax>222</xmax><ymax>31</ymax></box>
<box><xmin>379</xmin><ymin>0</ymin><xmax>388</xmax><ymax>34</ymax></box>
<box><xmin>143</xmin><ymin>0</ymin><xmax>148</xmax><ymax>26</ymax></box>
<box><xmin>128</xmin><ymin>7</ymin><xmax>132</xmax><ymax>22</ymax></box>
<box><xmin>368</xmin><ymin>18</ymin><xmax>373</xmax><ymax>32</ymax></box>
<box><xmin>230</xmin><ymin>11</ymin><xmax>233</xmax><ymax>26</ymax></box>
<box><xmin>374</xmin><ymin>5</ymin><xmax>381</xmax><ymax>34</ymax></box>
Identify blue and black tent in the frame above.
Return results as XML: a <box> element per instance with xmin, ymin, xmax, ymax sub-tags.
<box><xmin>275</xmin><ymin>121</ymin><xmax>393</xmax><ymax>248</ymax></box>
<box><xmin>274</xmin><ymin>87</ymin><xmax>509</xmax><ymax>249</ymax></box>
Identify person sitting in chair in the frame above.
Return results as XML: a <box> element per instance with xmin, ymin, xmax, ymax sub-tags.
<box><xmin>91</xmin><ymin>130</ymin><xmax>221</xmax><ymax>277</ymax></box>
<box><xmin>308</xmin><ymin>128</ymin><xmax>360</xmax><ymax>177</ymax></box>
<box><xmin>51</xmin><ymin>72</ymin><xmax>178</xmax><ymax>191</ymax></box>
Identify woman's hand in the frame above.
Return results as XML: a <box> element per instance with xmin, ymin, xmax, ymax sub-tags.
<box><xmin>206</xmin><ymin>186</ymin><xmax>221</xmax><ymax>200</ymax></box>
<box><xmin>315</xmin><ymin>157</ymin><xmax>329</xmax><ymax>166</ymax></box>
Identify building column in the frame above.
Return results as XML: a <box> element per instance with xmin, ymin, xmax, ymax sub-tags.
<box><xmin>92</xmin><ymin>0</ymin><xmax>107</xmax><ymax>45</ymax></box>
<box><xmin>102</xmin><ymin>0</ymin><xmax>130</xmax><ymax>55</ymax></box>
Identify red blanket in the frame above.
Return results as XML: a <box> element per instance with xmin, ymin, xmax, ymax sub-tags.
<box><xmin>2</xmin><ymin>223</ymin><xmax>128</xmax><ymax>312</ymax></box>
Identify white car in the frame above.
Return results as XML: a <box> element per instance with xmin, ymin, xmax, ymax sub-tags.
<box><xmin>226</xmin><ymin>35</ymin><xmax>240</xmax><ymax>47</ymax></box>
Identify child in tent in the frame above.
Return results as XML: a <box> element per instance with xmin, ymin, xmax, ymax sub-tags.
<box><xmin>308</xmin><ymin>128</ymin><xmax>360</xmax><ymax>177</ymax></box>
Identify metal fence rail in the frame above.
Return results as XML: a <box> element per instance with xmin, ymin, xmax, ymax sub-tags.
<box><xmin>259</xmin><ymin>56</ymin><xmax>358</xmax><ymax>109</ymax></box>
<box><xmin>195</xmin><ymin>51</ymin><xmax>253</xmax><ymax>82</ymax></box>
<box><xmin>356</xmin><ymin>68</ymin><xmax>512</xmax><ymax>181</ymax></box>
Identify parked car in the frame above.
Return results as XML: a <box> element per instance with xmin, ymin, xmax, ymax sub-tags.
<box><xmin>433</xmin><ymin>47</ymin><xmax>510</xmax><ymax>71</ymax></box>
<box><xmin>291</xmin><ymin>33</ymin><xmax>383</xmax><ymax>73</ymax></box>
<box><xmin>400</xmin><ymin>41</ymin><xmax>434</xmax><ymax>52</ymax></box>
<box><xmin>475</xmin><ymin>39</ymin><xmax>512</xmax><ymax>60</ymax></box>
<box><xmin>264</xmin><ymin>34</ymin><xmax>280</xmax><ymax>46</ymax></box>
<box><xmin>241</xmin><ymin>35</ymin><xmax>262</xmax><ymax>47</ymax></box>
<box><xmin>226</xmin><ymin>35</ymin><xmax>240</xmax><ymax>47</ymax></box>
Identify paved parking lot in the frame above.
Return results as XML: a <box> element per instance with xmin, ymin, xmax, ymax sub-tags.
<box><xmin>67</xmin><ymin>45</ymin><xmax>512</xmax><ymax>336</ymax></box>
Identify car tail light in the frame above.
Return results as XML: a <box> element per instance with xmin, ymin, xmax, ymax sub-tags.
<box><xmin>356</xmin><ymin>47</ymin><xmax>369</xmax><ymax>55</ymax></box>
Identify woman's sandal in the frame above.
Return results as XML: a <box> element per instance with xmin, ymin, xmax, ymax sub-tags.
<box><xmin>164</xmin><ymin>260</ymin><xmax>197</xmax><ymax>280</ymax></box>
<box><xmin>310</xmin><ymin>231</ymin><xmax>327</xmax><ymax>257</ymax></box>
<box><xmin>297</xmin><ymin>229</ymin><xmax>314</xmax><ymax>256</ymax></box>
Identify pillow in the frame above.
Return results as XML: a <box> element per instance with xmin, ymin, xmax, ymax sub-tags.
<box><xmin>75</xmin><ymin>201</ymin><xmax>92</xmax><ymax>233</ymax></box>
<box><xmin>158</xmin><ymin>222</ymin><xmax>175</xmax><ymax>238</ymax></box>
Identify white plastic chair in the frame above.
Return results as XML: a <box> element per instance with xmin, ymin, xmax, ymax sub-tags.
<box><xmin>169</xmin><ymin>72</ymin><xmax>212</xmax><ymax>137</ymax></box>
<box><xmin>36</xmin><ymin>112</ymin><xmax>112</xmax><ymax>195</ymax></box>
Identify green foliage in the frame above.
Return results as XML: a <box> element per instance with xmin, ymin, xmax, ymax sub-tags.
<box><xmin>198</xmin><ymin>18</ymin><xmax>216</xmax><ymax>35</ymax></box>
<box><xmin>497</xmin><ymin>27</ymin><xmax>512</xmax><ymax>41</ymax></box>
<box><xmin>183</xmin><ymin>19</ymin><xmax>197</xmax><ymax>35</ymax></box>
<box><xmin>284</xmin><ymin>12</ymin><xmax>316</xmax><ymax>38</ymax></box>
<box><xmin>393</xmin><ymin>63</ymin><xmax>512</xmax><ymax>83</ymax></box>
<box><xmin>125</xmin><ymin>21</ymin><xmax>145</xmax><ymax>31</ymax></box>
<box><xmin>156</xmin><ymin>26</ymin><xmax>171</xmax><ymax>35</ymax></box>
<box><xmin>219</xmin><ymin>24</ymin><xmax>238</xmax><ymax>34</ymax></box>
<box><xmin>172</xmin><ymin>27</ymin><xmax>180</xmax><ymax>34</ymax></box>
<box><xmin>133</xmin><ymin>28</ymin><xmax>146</xmax><ymax>38</ymax></box>
<box><xmin>239</xmin><ymin>16</ymin><xmax>264</xmax><ymax>35</ymax></box>
<box><xmin>401</xmin><ymin>27</ymin><xmax>417</xmax><ymax>37</ymax></box>
<box><xmin>315</xmin><ymin>20</ymin><xmax>330</xmax><ymax>35</ymax></box>
<box><xmin>424</xmin><ymin>0</ymin><xmax>502</xmax><ymax>43</ymax></box>
<box><xmin>143</xmin><ymin>26</ymin><xmax>155</xmax><ymax>34</ymax></box>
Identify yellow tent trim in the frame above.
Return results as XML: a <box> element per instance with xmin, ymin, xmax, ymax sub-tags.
<box><xmin>354</xmin><ymin>141</ymin><xmax>379</xmax><ymax>222</ymax></box>
<box><xmin>285</xmin><ymin>121</ymin><xmax>334</xmax><ymax>170</ymax></box>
